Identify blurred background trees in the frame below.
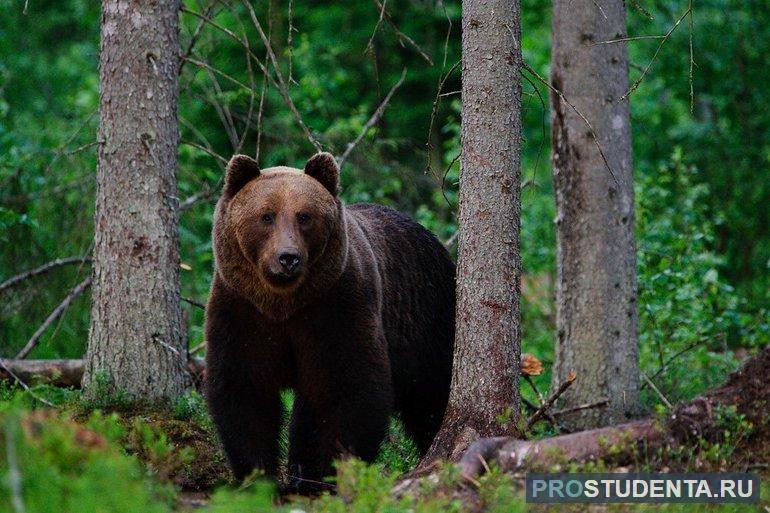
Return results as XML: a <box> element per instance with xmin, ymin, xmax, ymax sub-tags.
<box><xmin>1</xmin><ymin>0</ymin><xmax>768</xmax><ymax>414</ymax></box>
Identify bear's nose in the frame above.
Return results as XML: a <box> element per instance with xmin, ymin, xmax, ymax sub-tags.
<box><xmin>278</xmin><ymin>252</ymin><xmax>301</xmax><ymax>272</ymax></box>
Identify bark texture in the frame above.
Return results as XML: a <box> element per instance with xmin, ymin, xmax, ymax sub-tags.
<box><xmin>550</xmin><ymin>0</ymin><xmax>640</xmax><ymax>429</ymax></box>
<box><xmin>84</xmin><ymin>0</ymin><xmax>191</xmax><ymax>401</ymax></box>
<box><xmin>423</xmin><ymin>0</ymin><xmax>522</xmax><ymax>462</ymax></box>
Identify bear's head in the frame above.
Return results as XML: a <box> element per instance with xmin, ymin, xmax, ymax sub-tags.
<box><xmin>212</xmin><ymin>152</ymin><xmax>349</xmax><ymax>319</ymax></box>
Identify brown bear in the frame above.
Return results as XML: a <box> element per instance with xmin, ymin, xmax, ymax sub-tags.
<box><xmin>205</xmin><ymin>152</ymin><xmax>455</xmax><ymax>493</ymax></box>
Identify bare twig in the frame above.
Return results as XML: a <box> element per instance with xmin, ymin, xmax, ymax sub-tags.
<box><xmin>522</xmin><ymin>61</ymin><xmax>618</xmax><ymax>186</ymax></box>
<box><xmin>642</xmin><ymin>372</ymin><xmax>673</xmax><ymax>409</ymax></box>
<box><xmin>42</xmin><ymin>109</ymin><xmax>98</xmax><ymax>175</ymax></box>
<box><xmin>643</xmin><ymin>339</ymin><xmax>704</xmax><ymax>388</ymax></box>
<box><xmin>180</xmin><ymin>182</ymin><xmax>221</xmax><ymax>212</ymax></box>
<box><xmin>0</xmin><ymin>359</ymin><xmax>54</xmax><ymax>407</ymax></box>
<box><xmin>591</xmin><ymin>0</ymin><xmax>608</xmax><ymax>20</ymax></box>
<box><xmin>337</xmin><ymin>68</ymin><xmax>407</xmax><ymax>168</ymax></box>
<box><xmin>525</xmin><ymin>372</ymin><xmax>576</xmax><ymax>431</ymax></box>
<box><xmin>370</xmin><ymin>0</ymin><xmax>433</xmax><ymax>65</ymax></box>
<box><xmin>184</xmin><ymin>57</ymin><xmax>253</xmax><ymax>98</ymax></box>
<box><xmin>240</xmin><ymin>0</ymin><xmax>324</xmax><ymax>153</ymax></box>
<box><xmin>0</xmin><ymin>257</ymin><xmax>92</xmax><ymax>294</ymax></box>
<box><xmin>180</xmin><ymin>3</ymin><xmax>216</xmax><ymax>74</ymax></box>
<box><xmin>524</xmin><ymin>374</ymin><xmax>566</xmax><ymax>433</ymax></box>
<box><xmin>425</xmin><ymin>59</ymin><xmax>461</xmax><ymax>176</ymax></box>
<box><xmin>181</xmin><ymin>140</ymin><xmax>229</xmax><ymax>165</ymax></box>
<box><xmin>190</xmin><ymin>341</ymin><xmax>207</xmax><ymax>355</ymax></box>
<box><xmin>366</xmin><ymin>0</ymin><xmax>388</xmax><ymax>55</ymax></box>
<box><xmin>551</xmin><ymin>398</ymin><xmax>609</xmax><ymax>417</ymax></box>
<box><xmin>620</xmin><ymin>6</ymin><xmax>692</xmax><ymax>102</ymax></box>
<box><xmin>520</xmin><ymin>71</ymin><xmax>547</xmax><ymax>194</ymax></box>
<box><xmin>443</xmin><ymin>230</ymin><xmax>459</xmax><ymax>250</ymax></box>
<box><xmin>287</xmin><ymin>0</ymin><xmax>296</xmax><ymax>84</ymax></box>
<box><xmin>16</xmin><ymin>278</ymin><xmax>92</xmax><ymax>359</ymax></box>
<box><xmin>181</xmin><ymin>296</ymin><xmax>206</xmax><ymax>310</ymax></box>
<box><xmin>590</xmin><ymin>34</ymin><xmax>666</xmax><ymax>46</ymax></box>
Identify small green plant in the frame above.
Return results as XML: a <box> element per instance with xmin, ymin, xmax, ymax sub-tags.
<box><xmin>79</xmin><ymin>370</ymin><xmax>132</xmax><ymax>411</ymax></box>
<box><xmin>172</xmin><ymin>389</ymin><xmax>209</xmax><ymax>425</ymax></box>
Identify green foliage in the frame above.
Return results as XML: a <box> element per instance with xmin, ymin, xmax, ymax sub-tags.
<box><xmin>636</xmin><ymin>150</ymin><xmax>770</xmax><ymax>405</ymax></box>
<box><xmin>79</xmin><ymin>371</ymin><xmax>132</xmax><ymax>411</ymax></box>
<box><xmin>0</xmin><ymin>403</ymin><xmax>174</xmax><ymax>513</ymax></box>
<box><xmin>375</xmin><ymin>419</ymin><xmax>420</xmax><ymax>474</ymax></box>
<box><xmin>172</xmin><ymin>389</ymin><xmax>210</xmax><ymax>426</ymax></box>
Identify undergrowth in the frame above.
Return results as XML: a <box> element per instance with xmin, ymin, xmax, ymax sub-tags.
<box><xmin>0</xmin><ymin>381</ymin><xmax>768</xmax><ymax>512</ymax></box>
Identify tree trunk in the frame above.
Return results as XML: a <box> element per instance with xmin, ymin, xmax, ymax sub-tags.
<box><xmin>423</xmin><ymin>0</ymin><xmax>523</xmax><ymax>463</ymax></box>
<box><xmin>83</xmin><ymin>0</ymin><xmax>191</xmax><ymax>402</ymax></box>
<box><xmin>550</xmin><ymin>0</ymin><xmax>640</xmax><ymax>429</ymax></box>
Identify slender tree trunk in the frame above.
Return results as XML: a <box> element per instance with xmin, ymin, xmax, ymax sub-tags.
<box><xmin>83</xmin><ymin>0</ymin><xmax>191</xmax><ymax>402</ymax></box>
<box><xmin>550</xmin><ymin>0</ymin><xmax>640</xmax><ymax>429</ymax></box>
<box><xmin>423</xmin><ymin>0</ymin><xmax>523</xmax><ymax>463</ymax></box>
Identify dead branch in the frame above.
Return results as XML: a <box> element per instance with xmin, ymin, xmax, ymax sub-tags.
<box><xmin>189</xmin><ymin>341</ymin><xmax>206</xmax><ymax>355</ymax></box>
<box><xmin>443</xmin><ymin>231</ymin><xmax>459</xmax><ymax>250</ymax></box>
<box><xmin>16</xmin><ymin>277</ymin><xmax>92</xmax><ymax>359</ymax></box>
<box><xmin>525</xmin><ymin>372</ymin><xmax>576</xmax><ymax>431</ymax></box>
<box><xmin>551</xmin><ymin>398</ymin><xmax>609</xmax><ymax>417</ymax></box>
<box><xmin>181</xmin><ymin>296</ymin><xmax>206</xmax><ymax>310</ymax></box>
<box><xmin>460</xmin><ymin>419</ymin><xmax>663</xmax><ymax>478</ymax></box>
<box><xmin>642</xmin><ymin>372</ymin><xmax>673</xmax><ymax>409</ymax></box>
<box><xmin>240</xmin><ymin>0</ymin><xmax>324</xmax><ymax>153</ymax></box>
<box><xmin>366</xmin><ymin>0</ymin><xmax>388</xmax><ymax>55</ymax></box>
<box><xmin>590</xmin><ymin>34</ymin><xmax>666</xmax><ymax>46</ymax></box>
<box><xmin>0</xmin><ymin>357</ymin><xmax>206</xmax><ymax>389</ymax></box>
<box><xmin>0</xmin><ymin>257</ymin><xmax>91</xmax><ymax>294</ymax></box>
<box><xmin>523</xmin><ymin>374</ymin><xmax>565</xmax><ymax>433</ymax></box>
<box><xmin>336</xmin><ymin>68</ymin><xmax>408</xmax><ymax>169</ymax></box>
<box><xmin>371</xmin><ymin>0</ymin><xmax>433</xmax><ymax>65</ymax></box>
<box><xmin>0</xmin><ymin>359</ymin><xmax>55</xmax><ymax>407</ymax></box>
<box><xmin>179</xmin><ymin>3</ymin><xmax>217</xmax><ymax>74</ymax></box>
<box><xmin>620</xmin><ymin>6</ymin><xmax>692</xmax><ymax>102</ymax></box>
<box><xmin>522</xmin><ymin>62</ymin><xmax>618</xmax><ymax>186</ymax></box>
<box><xmin>180</xmin><ymin>140</ymin><xmax>229</xmax><ymax>166</ymax></box>
<box><xmin>0</xmin><ymin>359</ymin><xmax>84</xmax><ymax>388</ymax></box>
<box><xmin>425</xmin><ymin>60</ymin><xmax>461</xmax><ymax>177</ymax></box>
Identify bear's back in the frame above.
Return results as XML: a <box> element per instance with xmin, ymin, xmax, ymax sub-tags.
<box><xmin>347</xmin><ymin>204</ymin><xmax>455</xmax><ymax>383</ymax></box>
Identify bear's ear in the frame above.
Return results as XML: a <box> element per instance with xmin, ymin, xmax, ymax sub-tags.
<box><xmin>224</xmin><ymin>154</ymin><xmax>260</xmax><ymax>197</ymax></box>
<box><xmin>304</xmin><ymin>152</ymin><xmax>340</xmax><ymax>196</ymax></box>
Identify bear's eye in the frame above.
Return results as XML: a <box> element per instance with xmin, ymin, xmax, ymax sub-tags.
<box><xmin>297</xmin><ymin>213</ymin><xmax>311</xmax><ymax>225</ymax></box>
<box><xmin>261</xmin><ymin>213</ymin><xmax>275</xmax><ymax>225</ymax></box>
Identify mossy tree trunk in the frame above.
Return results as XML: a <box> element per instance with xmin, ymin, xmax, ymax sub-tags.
<box><xmin>550</xmin><ymin>0</ymin><xmax>640</xmax><ymax>429</ymax></box>
<box><xmin>83</xmin><ymin>0</ymin><xmax>191</xmax><ymax>402</ymax></box>
<box><xmin>423</xmin><ymin>0</ymin><xmax>523</xmax><ymax>463</ymax></box>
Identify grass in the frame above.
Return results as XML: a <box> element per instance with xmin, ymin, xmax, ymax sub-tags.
<box><xmin>0</xmin><ymin>382</ymin><xmax>768</xmax><ymax>512</ymax></box>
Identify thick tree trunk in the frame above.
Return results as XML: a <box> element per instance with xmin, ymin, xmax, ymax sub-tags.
<box><xmin>83</xmin><ymin>0</ymin><xmax>191</xmax><ymax>402</ymax></box>
<box><xmin>423</xmin><ymin>0</ymin><xmax>523</xmax><ymax>463</ymax></box>
<box><xmin>550</xmin><ymin>0</ymin><xmax>640</xmax><ymax>429</ymax></box>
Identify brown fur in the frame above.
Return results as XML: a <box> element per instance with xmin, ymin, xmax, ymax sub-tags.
<box><xmin>205</xmin><ymin>152</ymin><xmax>455</xmax><ymax>493</ymax></box>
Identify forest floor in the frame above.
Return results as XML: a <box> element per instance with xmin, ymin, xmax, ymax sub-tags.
<box><xmin>1</xmin><ymin>383</ymin><xmax>769</xmax><ymax>512</ymax></box>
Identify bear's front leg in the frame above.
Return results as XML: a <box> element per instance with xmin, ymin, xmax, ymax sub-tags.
<box><xmin>287</xmin><ymin>327</ymin><xmax>393</xmax><ymax>494</ymax></box>
<box><xmin>205</xmin><ymin>282</ymin><xmax>288</xmax><ymax>480</ymax></box>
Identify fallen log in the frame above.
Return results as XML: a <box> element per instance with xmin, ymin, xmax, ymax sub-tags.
<box><xmin>0</xmin><ymin>357</ymin><xmax>206</xmax><ymax>388</ymax></box>
<box><xmin>458</xmin><ymin>344</ymin><xmax>770</xmax><ymax>478</ymax></box>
